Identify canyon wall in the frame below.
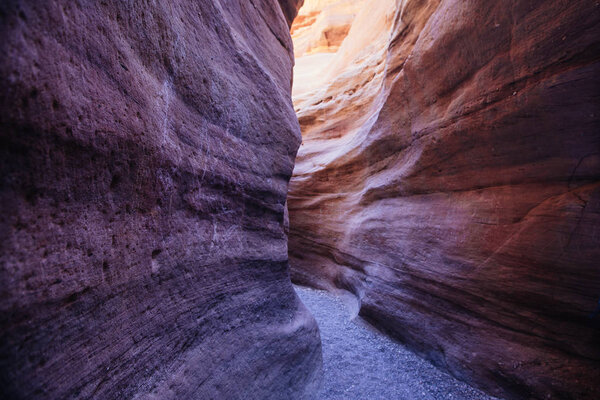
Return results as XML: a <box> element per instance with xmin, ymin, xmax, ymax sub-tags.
<box><xmin>0</xmin><ymin>1</ymin><xmax>322</xmax><ymax>399</ymax></box>
<box><xmin>289</xmin><ymin>0</ymin><xmax>600</xmax><ymax>399</ymax></box>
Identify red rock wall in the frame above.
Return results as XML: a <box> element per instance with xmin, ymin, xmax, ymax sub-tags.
<box><xmin>0</xmin><ymin>0</ymin><xmax>320</xmax><ymax>399</ymax></box>
<box><xmin>289</xmin><ymin>0</ymin><xmax>600</xmax><ymax>398</ymax></box>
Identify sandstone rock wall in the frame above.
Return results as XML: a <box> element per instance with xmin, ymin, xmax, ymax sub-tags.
<box><xmin>289</xmin><ymin>0</ymin><xmax>600</xmax><ymax>398</ymax></box>
<box><xmin>291</xmin><ymin>0</ymin><xmax>364</xmax><ymax>58</ymax></box>
<box><xmin>0</xmin><ymin>1</ymin><xmax>320</xmax><ymax>399</ymax></box>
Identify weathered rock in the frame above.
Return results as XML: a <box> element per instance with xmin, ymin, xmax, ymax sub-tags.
<box><xmin>289</xmin><ymin>0</ymin><xmax>600</xmax><ymax>398</ymax></box>
<box><xmin>291</xmin><ymin>0</ymin><xmax>363</xmax><ymax>58</ymax></box>
<box><xmin>281</xmin><ymin>0</ymin><xmax>306</xmax><ymax>27</ymax></box>
<box><xmin>0</xmin><ymin>0</ymin><xmax>320</xmax><ymax>399</ymax></box>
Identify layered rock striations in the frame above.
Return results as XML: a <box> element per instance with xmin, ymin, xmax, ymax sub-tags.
<box><xmin>0</xmin><ymin>1</ymin><xmax>321</xmax><ymax>399</ymax></box>
<box><xmin>291</xmin><ymin>0</ymin><xmax>363</xmax><ymax>58</ymax></box>
<box><xmin>289</xmin><ymin>0</ymin><xmax>600</xmax><ymax>398</ymax></box>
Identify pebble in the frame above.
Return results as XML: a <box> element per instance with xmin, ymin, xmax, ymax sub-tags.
<box><xmin>295</xmin><ymin>285</ymin><xmax>501</xmax><ymax>400</ymax></box>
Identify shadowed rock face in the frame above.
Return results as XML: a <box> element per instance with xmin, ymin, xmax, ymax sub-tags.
<box><xmin>289</xmin><ymin>0</ymin><xmax>600</xmax><ymax>398</ymax></box>
<box><xmin>0</xmin><ymin>0</ymin><xmax>321</xmax><ymax>399</ymax></box>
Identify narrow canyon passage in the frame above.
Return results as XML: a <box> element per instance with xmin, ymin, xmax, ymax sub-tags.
<box><xmin>295</xmin><ymin>285</ymin><xmax>498</xmax><ymax>400</ymax></box>
<box><xmin>1</xmin><ymin>0</ymin><xmax>598</xmax><ymax>399</ymax></box>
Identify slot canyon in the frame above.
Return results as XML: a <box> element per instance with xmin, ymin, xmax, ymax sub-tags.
<box><xmin>0</xmin><ymin>1</ymin><xmax>598</xmax><ymax>399</ymax></box>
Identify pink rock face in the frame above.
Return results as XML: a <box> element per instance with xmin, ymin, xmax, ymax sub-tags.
<box><xmin>291</xmin><ymin>0</ymin><xmax>364</xmax><ymax>57</ymax></box>
<box><xmin>289</xmin><ymin>0</ymin><xmax>600</xmax><ymax>398</ymax></box>
<box><xmin>0</xmin><ymin>0</ymin><xmax>321</xmax><ymax>399</ymax></box>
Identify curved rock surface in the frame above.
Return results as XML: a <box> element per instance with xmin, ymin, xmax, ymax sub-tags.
<box><xmin>289</xmin><ymin>0</ymin><xmax>600</xmax><ymax>398</ymax></box>
<box><xmin>291</xmin><ymin>0</ymin><xmax>363</xmax><ymax>58</ymax></box>
<box><xmin>0</xmin><ymin>0</ymin><xmax>321</xmax><ymax>399</ymax></box>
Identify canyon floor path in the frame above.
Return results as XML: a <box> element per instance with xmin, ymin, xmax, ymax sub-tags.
<box><xmin>294</xmin><ymin>285</ymin><xmax>499</xmax><ymax>400</ymax></box>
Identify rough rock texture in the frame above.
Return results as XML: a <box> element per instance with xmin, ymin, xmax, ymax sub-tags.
<box><xmin>289</xmin><ymin>0</ymin><xmax>600</xmax><ymax>399</ymax></box>
<box><xmin>0</xmin><ymin>1</ymin><xmax>321</xmax><ymax>399</ymax></box>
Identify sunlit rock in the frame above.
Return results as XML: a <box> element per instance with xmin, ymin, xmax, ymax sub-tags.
<box><xmin>288</xmin><ymin>0</ymin><xmax>600</xmax><ymax>398</ymax></box>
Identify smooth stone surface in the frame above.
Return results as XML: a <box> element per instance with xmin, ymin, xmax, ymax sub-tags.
<box><xmin>291</xmin><ymin>0</ymin><xmax>364</xmax><ymax>58</ymax></box>
<box><xmin>289</xmin><ymin>0</ymin><xmax>600</xmax><ymax>399</ymax></box>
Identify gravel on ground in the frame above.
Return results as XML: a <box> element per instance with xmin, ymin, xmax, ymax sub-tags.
<box><xmin>294</xmin><ymin>285</ymin><xmax>500</xmax><ymax>400</ymax></box>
